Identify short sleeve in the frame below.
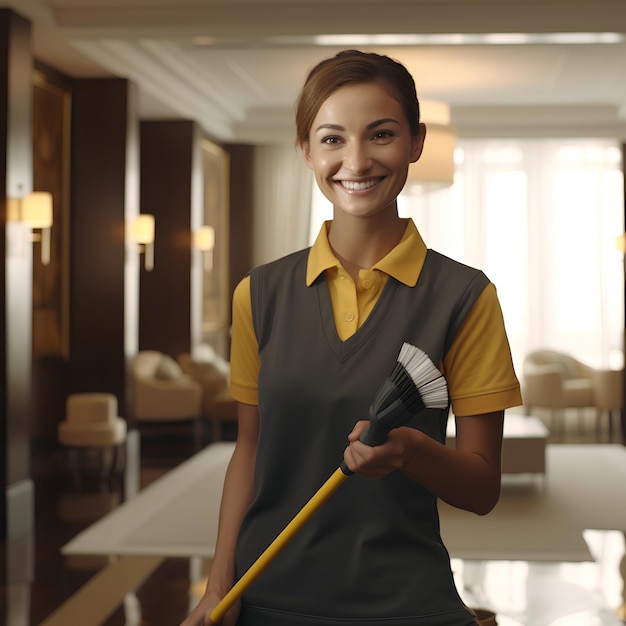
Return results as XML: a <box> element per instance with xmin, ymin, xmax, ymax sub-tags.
<box><xmin>229</xmin><ymin>275</ymin><xmax>260</xmax><ymax>405</ymax></box>
<box><xmin>443</xmin><ymin>283</ymin><xmax>522</xmax><ymax>416</ymax></box>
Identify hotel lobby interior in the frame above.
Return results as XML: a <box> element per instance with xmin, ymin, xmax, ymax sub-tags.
<box><xmin>2</xmin><ymin>1</ymin><xmax>626</xmax><ymax>625</ymax></box>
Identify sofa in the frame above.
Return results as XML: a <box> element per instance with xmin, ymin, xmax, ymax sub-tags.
<box><xmin>177</xmin><ymin>345</ymin><xmax>238</xmax><ymax>441</ymax></box>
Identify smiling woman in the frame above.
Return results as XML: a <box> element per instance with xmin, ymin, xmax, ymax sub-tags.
<box><xmin>182</xmin><ymin>49</ymin><xmax>521</xmax><ymax>626</ymax></box>
<box><xmin>300</xmin><ymin>82</ymin><xmax>423</xmax><ymax>274</ymax></box>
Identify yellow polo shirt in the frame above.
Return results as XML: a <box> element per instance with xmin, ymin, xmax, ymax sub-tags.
<box><xmin>230</xmin><ymin>219</ymin><xmax>521</xmax><ymax>416</ymax></box>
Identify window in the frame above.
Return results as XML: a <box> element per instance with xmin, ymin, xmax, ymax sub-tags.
<box><xmin>309</xmin><ymin>139</ymin><xmax>624</xmax><ymax>371</ymax></box>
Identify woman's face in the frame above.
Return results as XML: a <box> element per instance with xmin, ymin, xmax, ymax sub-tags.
<box><xmin>301</xmin><ymin>81</ymin><xmax>424</xmax><ymax>220</ymax></box>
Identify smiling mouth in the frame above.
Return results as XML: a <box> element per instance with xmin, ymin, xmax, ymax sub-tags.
<box><xmin>339</xmin><ymin>177</ymin><xmax>384</xmax><ymax>191</ymax></box>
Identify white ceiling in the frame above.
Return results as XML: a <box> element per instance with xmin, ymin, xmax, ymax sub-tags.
<box><xmin>10</xmin><ymin>0</ymin><xmax>626</xmax><ymax>144</ymax></box>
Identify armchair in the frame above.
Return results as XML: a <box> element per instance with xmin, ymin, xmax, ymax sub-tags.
<box><xmin>177</xmin><ymin>346</ymin><xmax>238</xmax><ymax>441</ymax></box>
<box><xmin>523</xmin><ymin>350</ymin><xmax>594</xmax><ymax>408</ymax></box>
<box><xmin>591</xmin><ymin>367</ymin><xmax>624</xmax><ymax>441</ymax></box>
<box><xmin>522</xmin><ymin>349</ymin><xmax>623</xmax><ymax>439</ymax></box>
<box><xmin>132</xmin><ymin>350</ymin><xmax>204</xmax><ymax>446</ymax></box>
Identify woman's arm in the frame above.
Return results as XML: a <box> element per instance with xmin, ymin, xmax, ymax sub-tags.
<box><xmin>181</xmin><ymin>402</ymin><xmax>259</xmax><ymax>626</ymax></box>
<box><xmin>342</xmin><ymin>282</ymin><xmax>518</xmax><ymax>515</ymax></box>
<box><xmin>343</xmin><ymin>411</ymin><xmax>504</xmax><ymax>515</ymax></box>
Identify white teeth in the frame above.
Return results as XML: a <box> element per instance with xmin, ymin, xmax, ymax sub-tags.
<box><xmin>341</xmin><ymin>179</ymin><xmax>380</xmax><ymax>190</ymax></box>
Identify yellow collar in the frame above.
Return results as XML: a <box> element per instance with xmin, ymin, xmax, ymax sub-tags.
<box><xmin>306</xmin><ymin>219</ymin><xmax>427</xmax><ymax>287</ymax></box>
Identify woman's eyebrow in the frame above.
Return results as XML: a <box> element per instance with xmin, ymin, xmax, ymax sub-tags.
<box><xmin>313</xmin><ymin>123</ymin><xmax>344</xmax><ymax>133</ymax></box>
<box><xmin>367</xmin><ymin>117</ymin><xmax>401</xmax><ymax>129</ymax></box>
<box><xmin>314</xmin><ymin>118</ymin><xmax>401</xmax><ymax>134</ymax></box>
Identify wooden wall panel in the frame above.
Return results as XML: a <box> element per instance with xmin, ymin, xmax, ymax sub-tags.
<box><xmin>224</xmin><ymin>145</ymin><xmax>254</xmax><ymax>302</ymax></box>
<box><xmin>70</xmin><ymin>78</ymin><xmax>137</xmax><ymax>412</ymax></box>
<box><xmin>139</xmin><ymin>120</ymin><xmax>196</xmax><ymax>359</ymax></box>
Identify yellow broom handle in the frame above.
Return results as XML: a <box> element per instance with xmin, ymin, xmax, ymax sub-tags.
<box><xmin>209</xmin><ymin>466</ymin><xmax>350</xmax><ymax>624</ymax></box>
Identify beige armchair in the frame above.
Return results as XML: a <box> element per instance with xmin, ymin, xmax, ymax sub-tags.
<box><xmin>177</xmin><ymin>346</ymin><xmax>238</xmax><ymax>441</ymax></box>
<box><xmin>522</xmin><ymin>349</ymin><xmax>623</xmax><ymax>439</ymax></box>
<box><xmin>523</xmin><ymin>350</ymin><xmax>594</xmax><ymax>409</ymax></box>
<box><xmin>592</xmin><ymin>367</ymin><xmax>624</xmax><ymax>440</ymax></box>
<box><xmin>132</xmin><ymin>350</ymin><xmax>204</xmax><ymax>446</ymax></box>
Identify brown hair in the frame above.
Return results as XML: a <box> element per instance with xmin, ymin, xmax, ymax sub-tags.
<box><xmin>295</xmin><ymin>50</ymin><xmax>421</xmax><ymax>144</ymax></box>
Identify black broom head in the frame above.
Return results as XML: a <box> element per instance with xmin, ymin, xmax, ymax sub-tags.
<box><xmin>360</xmin><ymin>342</ymin><xmax>449</xmax><ymax>446</ymax></box>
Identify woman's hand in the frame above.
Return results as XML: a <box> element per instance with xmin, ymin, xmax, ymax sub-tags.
<box><xmin>343</xmin><ymin>412</ymin><xmax>504</xmax><ymax>515</ymax></box>
<box><xmin>343</xmin><ymin>420</ymin><xmax>414</xmax><ymax>479</ymax></box>
<box><xmin>179</xmin><ymin>591</ymin><xmax>240</xmax><ymax>626</ymax></box>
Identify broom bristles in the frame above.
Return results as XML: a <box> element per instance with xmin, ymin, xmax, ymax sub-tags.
<box><xmin>396</xmin><ymin>342</ymin><xmax>448</xmax><ymax>410</ymax></box>
<box><xmin>362</xmin><ymin>343</ymin><xmax>449</xmax><ymax>445</ymax></box>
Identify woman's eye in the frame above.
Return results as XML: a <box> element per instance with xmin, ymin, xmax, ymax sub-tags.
<box><xmin>373</xmin><ymin>130</ymin><xmax>394</xmax><ymax>141</ymax></box>
<box><xmin>322</xmin><ymin>136</ymin><xmax>342</xmax><ymax>145</ymax></box>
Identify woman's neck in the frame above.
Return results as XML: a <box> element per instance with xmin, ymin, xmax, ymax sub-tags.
<box><xmin>327</xmin><ymin>211</ymin><xmax>407</xmax><ymax>282</ymax></box>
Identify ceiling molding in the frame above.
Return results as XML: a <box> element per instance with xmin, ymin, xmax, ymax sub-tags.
<box><xmin>49</xmin><ymin>1</ymin><xmax>626</xmax><ymax>38</ymax></box>
<box><xmin>11</xmin><ymin>0</ymin><xmax>626</xmax><ymax>143</ymax></box>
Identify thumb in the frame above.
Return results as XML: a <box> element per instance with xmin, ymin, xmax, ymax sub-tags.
<box><xmin>347</xmin><ymin>420</ymin><xmax>370</xmax><ymax>441</ymax></box>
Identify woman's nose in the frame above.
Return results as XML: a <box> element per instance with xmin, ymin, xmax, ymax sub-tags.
<box><xmin>344</xmin><ymin>143</ymin><xmax>371</xmax><ymax>174</ymax></box>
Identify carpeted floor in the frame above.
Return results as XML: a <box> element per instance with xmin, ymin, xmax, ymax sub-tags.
<box><xmin>62</xmin><ymin>443</ymin><xmax>626</xmax><ymax>567</ymax></box>
<box><xmin>5</xmin><ymin>427</ymin><xmax>625</xmax><ymax>626</ymax></box>
<box><xmin>439</xmin><ymin>444</ymin><xmax>626</xmax><ymax>562</ymax></box>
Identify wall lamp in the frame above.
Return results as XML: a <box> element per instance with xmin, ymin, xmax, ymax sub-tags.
<box><xmin>7</xmin><ymin>191</ymin><xmax>54</xmax><ymax>265</ymax></box>
<box><xmin>132</xmin><ymin>214</ymin><xmax>155</xmax><ymax>271</ymax></box>
<box><xmin>406</xmin><ymin>100</ymin><xmax>456</xmax><ymax>192</ymax></box>
<box><xmin>193</xmin><ymin>225</ymin><xmax>215</xmax><ymax>271</ymax></box>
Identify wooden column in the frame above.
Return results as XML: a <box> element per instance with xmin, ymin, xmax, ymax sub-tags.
<box><xmin>225</xmin><ymin>144</ymin><xmax>254</xmax><ymax>302</ymax></box>
<box><xmin>70</xmin><ymin>78</ymin><xmax>139</xmax><ymax>417</ymax></box>
<box><xmin>138</xmin><ymin>120</ymin><xmax>202</xmax><ymax>358</ymax></box>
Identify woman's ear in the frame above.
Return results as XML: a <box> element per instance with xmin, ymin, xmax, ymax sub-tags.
<box><xmin>410</xmin><ymin>123</ymin><xmax>427</xmax><ymax>163</ymax></box>
<box><xmin>300</xmin><ymin>141</ymin><xmax>315</xmax><ymax>170</ymax></box>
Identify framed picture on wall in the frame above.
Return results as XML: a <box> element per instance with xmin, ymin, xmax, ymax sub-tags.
<box><xmin>201</xmin><ymin>139</ymin><xmax>230</xmax><ymax>357</ymax></box>
<box><xmin>32</xmin><ymin>68</ymin><xmax>71</xmax><ymax>359</ymax></box>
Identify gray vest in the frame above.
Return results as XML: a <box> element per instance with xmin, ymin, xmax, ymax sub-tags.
<box><xmin>235</xmin><ymin>248</ymin><xmax>489</xmax><ymax>625</ymax></box>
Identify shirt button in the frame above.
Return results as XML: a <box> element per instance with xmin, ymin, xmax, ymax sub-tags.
<box><xmin>344</xmin><ymin>312</ymin><xmax>355</xmax><ymax>322</ymax></box>
<box><xmin>362</xmin><ymin>279</ymin><xmax>372</xmax><ymax>289</ymax></box>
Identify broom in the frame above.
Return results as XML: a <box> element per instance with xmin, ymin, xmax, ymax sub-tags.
<box><xmin>208</xmin><ymin>342</ymin><xmax>448</xmax><ymax>624</ymax></box>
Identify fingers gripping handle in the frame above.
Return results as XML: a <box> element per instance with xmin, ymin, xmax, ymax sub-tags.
<box><xmin>358</xmin><ymin>394</ymin><xmax>411</xmax><ymax>447</ymax></box>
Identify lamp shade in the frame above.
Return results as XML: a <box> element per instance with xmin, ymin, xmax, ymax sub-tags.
<box><xmin>16</xmin><ymin>191</ymin><xmax>53</xmax><ymax>227</ymax></box>
<box><xmin>193</xmin><ymin>225</ymin><xmax>215</xmax><ymax>251</ymax></box>
<box><xmin>6</xmin><ymin>191</ymin><xmax>54</xmax><ymax>266</ymax></box>
<box><xmin>406</xmin><ymin>100</ymin><xmax>456</xmax><ymax>190</ymax></box>
<box><xmin>133</xmin><ymin>214</ymin><xmax>155</xmax><ymax>244</ymax></box>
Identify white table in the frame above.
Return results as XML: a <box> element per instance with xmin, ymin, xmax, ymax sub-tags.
<box><xmin>63</xmin><ymin>415</ymin><xmax>549</xmax><ymax>565</ymax></box>
<box><xmin>62</xmin><ymin>441</ymin><xmax>235</xmax><ymax>560</ymax></box>
<box><xmin>53</xmin><ymin>442</ymin><xmax>236</xmax><ymax>625</ymax></box>
<box><xmin>447</xmin><ymin>413</ymin><xmax>548</xmax><ymax>474</ymax></box>
<box><xmin>56</xmin><ymin>435</ymin><xmax>626</xmax><ymax>626</ymax></box>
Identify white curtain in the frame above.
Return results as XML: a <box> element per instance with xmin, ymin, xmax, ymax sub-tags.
<box><xmin>310</xmin><ymin>138</ymin><xmax>624</xmax><ymax>373</ymax></box>
<box><xmin>252</xmin><ymin>144</ymin><xmax>313</xmax><ymax>266</ymax></box>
